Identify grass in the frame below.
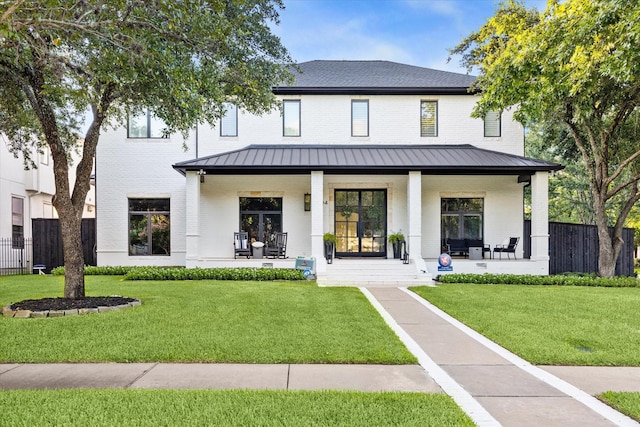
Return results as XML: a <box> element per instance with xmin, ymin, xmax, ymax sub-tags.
<box><xmin>0</xmin><ymin>275</ymin><xmax>415</xmax><ymax>364</ymax></box>
<box><xmin>410</xmin><ymin>284</ymin><xmax>640</xmax><ymax>366</ymax></box>
<box><xmin>0</xmin><ymin>389</ymin><xmax>474</xmax><ymax>426</ymax></box>
<box><xmin>598</xmin><ymin>392</ymin><xmax>640</xmax><ymax>422</ymax></box>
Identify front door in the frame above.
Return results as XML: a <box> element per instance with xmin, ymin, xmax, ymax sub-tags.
<box><xmin>239</xmin><ymin>197</ymin><xmax>282</xmax><ymax>248</ymax></box>
<box><xmin>334</xmin><ymin>189</ymin><xmax>386</xmax><ymax>257</ymax></box>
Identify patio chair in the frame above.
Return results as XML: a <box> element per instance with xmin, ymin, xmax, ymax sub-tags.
<box><xmin>493</xmin><ymin>237</ymin><xmax>519</xmax><ymax>260</ymax></box>
<box><xmin>234</xmin><ymin>231</ymin><xmax>251</xmax><ymax>259</ymax></box>
<box><xmin>265</xmin><ymin>232</ymin><xmax>287</xmax><ymax>259</ymax></box>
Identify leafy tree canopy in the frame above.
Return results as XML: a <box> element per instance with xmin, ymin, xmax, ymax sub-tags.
<box><xmin>451</xmin><ymin>0</ymin><xmax>640</xmax><ymax>276</ymax></box>
<box><xmin>0</xmin><ymin>0</ymin><xmax>294</xmax><ymax>297</ymax></box>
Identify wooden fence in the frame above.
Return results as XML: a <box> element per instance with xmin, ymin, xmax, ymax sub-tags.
<box><xmin>32</xmin><ymin>218</ymin><xmax>96</xmax><ymax>273</ymax></box>
<box><xmin>523</xmin><ymin>220</ymin><xmax>635</xmax><ymax>276</ymax></box>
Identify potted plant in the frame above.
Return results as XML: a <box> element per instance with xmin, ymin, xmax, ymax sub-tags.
<box><xmin>388</xmin><ymin>231</ymin><xmax>405</xmax><ymax>259</ymax></box>
<box><xmin>323</xmin><ymin>232</ymin><xmax>337</xmax><ymax>263</ymax></box>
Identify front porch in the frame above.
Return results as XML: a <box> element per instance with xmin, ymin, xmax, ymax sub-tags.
<box><xmin>425</xmin><ymin>257</ymin><xmax>547</xmax><ymax>276</ymax></box>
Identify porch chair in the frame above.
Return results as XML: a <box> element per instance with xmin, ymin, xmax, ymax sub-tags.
<box><xmin>493</xmin><ymin>237</ymin><xmax>520</xmax><ymax>260</ymax></box>
<box><xmin>234</xmin><ymin>231</ymin><xmax>251</xmax><ymax>259</ymax></box>
<box><xmin>265</xmin><ymin>232</ymin><xmax>287</xmax><ymax>259</ymax></box>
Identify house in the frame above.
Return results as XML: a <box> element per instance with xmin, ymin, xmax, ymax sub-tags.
<box><xmin>95</xmin><ymin>60</ymin><xmax>561</xmax><ymax>280</ymax></box>
<box><xmin>1</xmin><ymin>138</ymin><xmax>95</xmax><ymax>274</ymax></box>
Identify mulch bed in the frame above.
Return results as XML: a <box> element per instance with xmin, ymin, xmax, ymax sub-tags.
<box><xmin>10</xmin><ymin>296</ymin><xmax>137</xmax><ymax>311</ymax></box>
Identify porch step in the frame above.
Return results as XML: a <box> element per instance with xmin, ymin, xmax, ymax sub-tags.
<box><xmin>317</xmin><ymin>259</ymin><xmax>433</xmax><ymax>287</ymax></box>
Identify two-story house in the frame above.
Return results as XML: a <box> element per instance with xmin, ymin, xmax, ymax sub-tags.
<box><xmin>96</xmin><ymin>60</ymin><xmax>561</xmax><ymax>280</ymax></box>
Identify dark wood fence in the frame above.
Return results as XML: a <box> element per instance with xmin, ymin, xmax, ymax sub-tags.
<box><xmin>523</xmin><ymin>220</ymin><xmax>635</xmax><ymax>276</ymax></box>
<box><xmin>32</xmin><ymin>218</ymin><xmax>96</xmax><ymax>273</ymax></box>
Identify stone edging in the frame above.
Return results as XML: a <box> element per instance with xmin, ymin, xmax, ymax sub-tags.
<box><xmin>2</xmin><ymin>299</ymin><xmax>141</xmax><ymax>318</ymax></box>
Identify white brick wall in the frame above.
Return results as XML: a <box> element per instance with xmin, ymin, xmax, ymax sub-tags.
<box><xmin>96</xmin><ymin>92</ymin><xmax>528</xmax><ymax>267</ymax></box>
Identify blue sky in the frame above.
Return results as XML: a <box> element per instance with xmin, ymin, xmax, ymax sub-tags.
<box><xmin>273</xmin><ymin>0</ymin><xmax>547</xmax><ymax>74</ymax></box>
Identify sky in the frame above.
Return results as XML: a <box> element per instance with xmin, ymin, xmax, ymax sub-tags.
<box><xmin>272</xmin><ymin>0</ymin><xmax>548</xmax><ymax>74</ymax></box>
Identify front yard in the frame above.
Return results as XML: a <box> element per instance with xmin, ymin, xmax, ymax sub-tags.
<box><xmin>411</xmin><ymin>284</ymin><xmax>640</xmax><ymax>366</ymax></box>
<box><xmin>0</xmin><ymin>275</ymin><xmax>414</xmax><ymax>364</ymax></box>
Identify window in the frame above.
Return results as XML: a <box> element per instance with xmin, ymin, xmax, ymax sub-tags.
<box><xmin>441</xmin><ymin>198</ymin><xmax>483</xmax><ymax>244</ymax></box>
<box><xmin>127</xmin><ymin>109</ymin><xmax>167</xmax><ymax>138</ymax></box>
<box><xmin>11</xmin><ymin>196</ymin><xmax>24</xmax><ymax>248</ymax></box>
<box><xmin>351</xmin><ymin>100</ymin><xmax>369</xmax><ymax>137</ymax></box>
<box><xmin>239</xmin><ymin>197</ymin><xmax>282</xmax><ymax>245</ymax></box>
<box><xmin>220</xmin><ymin>103</ymin><xmax>238</xmax><ymax>137</ymax></box>
<box><xmin>283</xmin><ymin>100</ymin><xmax>301</xmax><ymax>137</ymax></box>
<box><xmin>128</xmin><ymin>198</ymin><xmax>170</xmax><ymax>255</ymax></box>
<box><xmin>484</xmin><ymin>110</ymin><xmax>501</xmax><ymax>137</ymax></box>
<box><xmin>420</xmin><ymin>101</ymin><xmax>438</xmax><ymax>137</ymax></box>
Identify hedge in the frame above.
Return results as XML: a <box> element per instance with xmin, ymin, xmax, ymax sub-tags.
<box><xmin>436</xmin><ymin>273</ymin><xmax>639</xmax><ymax>287</ymax></box>
<box><xmin>51</xmin><ymin>266</ymin><xmax>305</xmax><ymax>281</ymax></box>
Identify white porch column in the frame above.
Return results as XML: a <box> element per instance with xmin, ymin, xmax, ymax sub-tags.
<box><xmin>530</xmin><ymin>171</ymin><xmax>550</xmax><ymax>273</ymax></box>
<box><xmin>407</xmin><ymin>171</ymin><xmax>426</xmax><ymax>272</ymax></box>
<box><xmin>185</xmin><ymin>171</ymin><xmax>200</xmax><ymax>267</ymax></box>
<box><xmin>311</xmin><ymin>171</ymin><xmax>326</xmax><ymax>273</ymax></box>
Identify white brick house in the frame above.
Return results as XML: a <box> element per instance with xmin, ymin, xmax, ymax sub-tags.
<box><xmin>96</xmin><ymin>60</ymin><xmax>560</xmax><ymax>278</ymax></box>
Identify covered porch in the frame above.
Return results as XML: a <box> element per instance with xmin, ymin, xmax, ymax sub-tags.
<box><xmin>173</xmin><ymin>144</ymin><xmax>562</xmax><ymax>280</ymax></box>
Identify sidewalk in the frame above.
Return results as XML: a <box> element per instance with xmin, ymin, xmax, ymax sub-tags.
<box><xmin>2</xmin><ymin>287</ymin><xmax>640</xmax><ymax>427</ymax></box>
<box><xmin>364</xmin><ymin>287</ymin><xmax>640</xmax><ymax>427</ymax></box>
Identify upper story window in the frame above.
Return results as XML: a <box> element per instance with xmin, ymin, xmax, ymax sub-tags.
<box><xmin>484</xmin><ymin>110</ymin><xmax>501</xmax><ymax>137</ymax></box>
<box><xmin>420</xmin><ymin>101</ymin><xmax>438</xmax><ymax>137</ymax></box>
<box><xmin>351</xmin><ymin>100</ymin><xmax>369</xmax><ymax>137</ymax></box>
<box><xmin>127</xmin><ymin>109</ymin><xmax>167</xmax><ymax>138</ymax></box>
<box><xmin>283</xmin><ymin>100</ymin><xmax>301</xmax><ymax>137</ymax></box>
<box><xmin>11</xmin><ymin>196</ymin><xmax>24</xmax><ymax>248</ymax></box>
<box><xmin>220</xmin><ymin>103</ymin><xmax>238</xmax><ymax>137</ymax></box>
<box><xmin>128</xmin><ymin>198</ymin><xmax>170</xmax><ymax>256</ymax></box>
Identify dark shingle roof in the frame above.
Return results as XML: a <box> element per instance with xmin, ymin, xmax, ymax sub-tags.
<box><xmin>173</xmin><ymin>144</ymin><xmax>562</xmax><ymax>175</ymax></box>
<box><xmin>273</xmin><ymin>60</ymin><xmax>476</xmax><ymax>95</ymax></box>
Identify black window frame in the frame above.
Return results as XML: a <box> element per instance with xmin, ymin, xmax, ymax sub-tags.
<box><xmin>484</xmin><ymin>110</ymin><xmax>502</xmax><ymax>137</ymax></box>
<box><xmin>420</xmin><ymin>100</ymin><xmax>438</xmax><ymax>137</ymax></box>
<box><xmin>283</xmin><ymin>100</ymin><xmax>301</xmax><ymax>137</ymax></box>
<box><xmin>441</xmin><ymin>197</ymin><xmax>484</xmax><ymax>243</ymax></box>
<box><xmin>127</xmin><ymin>109</ymin><xmax>168</xmax><ymax>139</ymax></box>
<box><xmin>128</xmin><ymin>198</ymin><xmax>171</xmax><ymax>256</ymax></box>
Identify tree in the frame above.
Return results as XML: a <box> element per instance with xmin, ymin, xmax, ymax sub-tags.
<box><xmin>450</xmin><ymin>0</ymin><xmax>640</xmax><ymax>277</ymax></box>
<box><xmin>0</xmin><ymin>0</ymin><xmax>293</xmax><ymax>297</ymax></box>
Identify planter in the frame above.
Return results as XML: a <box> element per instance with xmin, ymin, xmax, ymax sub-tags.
<box><xmin>392</xmin><ymin>242</ymin><xmax>402</xmax><ymax>259</ymax></box>
<box><xmin>324</xmin><ymin>241</ymin><xmax>334</xmax><ymax>264</ymax></box>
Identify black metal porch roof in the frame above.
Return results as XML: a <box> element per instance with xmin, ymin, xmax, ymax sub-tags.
<box><xmin>173</xmin><ymin>144</ymin><xmax>562</xmax><ymax>176</ymax></box>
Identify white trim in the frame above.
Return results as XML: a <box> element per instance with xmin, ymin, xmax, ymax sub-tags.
<box><xmin>400</xmin><ymin>287</ymin><xmax>640</xmax><ymax>427</ymax></box>
<box><xmin>360</xmin><ymin>287</ymin><xmax>501</xmax><ymax>427</ymax></box>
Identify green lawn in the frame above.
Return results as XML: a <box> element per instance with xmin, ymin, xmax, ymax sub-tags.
<box><xmin>0</xmin><ymin>275</ymin><xmax>415</xmax><ymax>364</ymax></box>
<box><xmin>411</xmin><ymin>284</ymin><xmax>640</xmax><ymax>366</ymax></box>
<box><xmin>0</xmin><ymin>389</ymin><xmax>474</xmax><ymax>426</ymax></box>
<box><xmin>599</xmin><ymin>392</ymin><xmax>640</xmax><ymax>422</ymax></box>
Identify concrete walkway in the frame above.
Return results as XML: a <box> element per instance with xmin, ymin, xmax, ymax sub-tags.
<box><xmin>2</xmin><ymin>286</ymin><xmax>640</xmax><ymax>427</ymax></box>
<box><xmin>364</xmin><ymin>287</ymin><xmax>640</xmax><ymax>427</ymax></box>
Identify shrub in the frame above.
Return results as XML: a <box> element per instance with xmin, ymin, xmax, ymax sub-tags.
<box><xmin>124</xmin><ymin>267</ymin><xmax>305</xmax><ymax>281</ymax></box>
<box><xmin>51</xmin><ymin>266</ymin><xmax>304</xmax><ymax>281</ymax></box>
<box><xmin>436</xmin><ymin>273</ymin><xmax>639</xmax><ymax>287</ymax></box>
<box><xmin>51</xmin><ymin>266</ymin><xmax>146</xmax><ymax>276</ymax></box>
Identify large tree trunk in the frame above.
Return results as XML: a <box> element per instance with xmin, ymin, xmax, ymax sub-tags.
<box><xmin>56</xmin><ymin>203</ymin><xmax>85</xmax><ymax>299</ymax></box>
<box><xmin>593</xmin><ymin>193</ymin><xmax>624</xmax><ymax>277</ymax></box>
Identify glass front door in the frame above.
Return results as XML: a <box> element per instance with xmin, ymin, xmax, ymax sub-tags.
<box><xmin>334</xmin><ymin>190</ymin><xmax>386</xmax><ymax>257</ymax></box>
<box><xmin>239</xmin><ymin>198</ymin><xmax>282</xmax><ymax>249</ymax></box>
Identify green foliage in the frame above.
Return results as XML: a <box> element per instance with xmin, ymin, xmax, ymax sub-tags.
<box><xmin>436</xmin><ymin>273</ymin><xmax>639</xmax><ymax>287</ymax></box>
<box><xmin>412</xmin><ymin>284</ymin><xmax>640</xmax><ymax>365</ymax></box>
<box><xmin>451</xmin><ymin>0</ymin><xmax>640</xmax><ymax>276</ymax></box>
<box><xmin>51</xmin><ymin>265</ymin><xmax>305</xmax><ymax>281</ymax></box>
<box><xmin>124</xmin><ymin>267</ymin><xmax>305</xmax><ymax>281</ymax></box>
<box><xmin>0</xmin><ymin>276</ymin><xmax>415</xmax><ymax>364</ymax></box>
<box><xmin>598</xmin><ymin>392</ymin><xmax>640</xmax><ymax>421</ymax></box>
<box><xmin>323</xmin><ymin>233</ymin><xmax>337</xmax><ymax>244</ymax></box>
<box><xmin>387</xmin><ymin>232</ymin><xmax>405</xmax><ymax>244</ymax></box>
<box><xmin>0</xmin><ymin>390</ymin><xmax>474</xmax><ymax>427</ymax></box>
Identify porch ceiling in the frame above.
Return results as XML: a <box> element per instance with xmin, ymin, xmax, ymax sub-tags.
<box><xmin>173</xmin><ymin>144</ymin><xmax>563</xmax><ymax>176</ymax></box>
